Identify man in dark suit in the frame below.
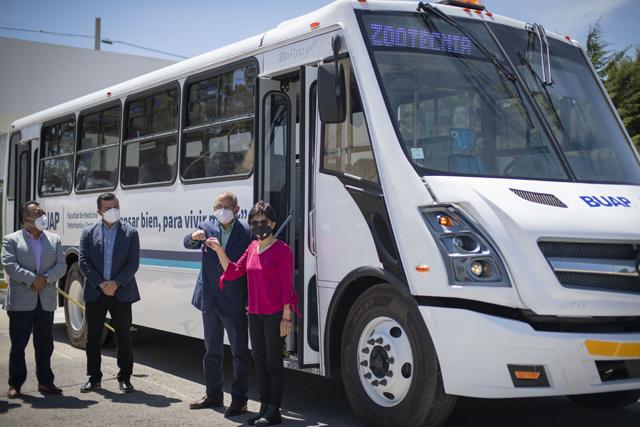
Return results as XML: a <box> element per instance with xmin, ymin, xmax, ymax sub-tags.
<box><xmin>184</xmin><ymin>192</ymin><xmax>252</xmax><ymax>417</ymax></box>
<box><xmin>79</xmin><ymin>193</ymin><xmax>140</xmax><ymax>393</ymax></box>
<box><xmin>2</xmin><ymin>201</ymin><xmax>67</xmax><ymax>398</ymax></box>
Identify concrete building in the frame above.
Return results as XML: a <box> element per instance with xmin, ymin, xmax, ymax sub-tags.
<box><xmin>0</xmin><ymin>36</ymin><xmax>175</xmax><ymax>178</ymax></box>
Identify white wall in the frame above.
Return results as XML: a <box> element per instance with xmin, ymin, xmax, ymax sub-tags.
<box><xmin>0</xmin><ymin>36</ymin><xmax>176</xmax><ymax>176</ymax></box>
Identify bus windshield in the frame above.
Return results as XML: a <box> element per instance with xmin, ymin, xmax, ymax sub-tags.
<box><xmin>358</xmin><ymin>12</ymin><xmax>640</xmax><ymax>184</ymax></box>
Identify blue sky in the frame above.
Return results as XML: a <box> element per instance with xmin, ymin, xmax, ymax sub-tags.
<box><xmin>2</xmin><ymin>0</ymin><xmax>638</xmax><ymax>61</ymax></box>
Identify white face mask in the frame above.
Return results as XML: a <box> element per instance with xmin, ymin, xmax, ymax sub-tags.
<box><xmin>215</xmin><ymin>208</ymin><xmax>235</xmax><ymax>225</ymax></box>
<box><xmin>34</xmin><ymin>215</ymin><xmax>48</xmax><ymax>231</ymax></box>
<box><xmin>102</xmin><ymin>208</ymin><xmax>120</xmax><ymax>224</ymax></box>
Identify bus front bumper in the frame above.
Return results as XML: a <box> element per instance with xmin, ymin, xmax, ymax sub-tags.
<box><xmin>421</xmin><ymin>306</ymin><xmax>640</xmax><ymax>398</ymax></box>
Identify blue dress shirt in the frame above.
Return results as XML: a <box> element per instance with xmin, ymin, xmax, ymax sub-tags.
<box><xmin>103</xmin><ymin>222</ymin><xmax>118</xmax><ymax>281</ymax></box>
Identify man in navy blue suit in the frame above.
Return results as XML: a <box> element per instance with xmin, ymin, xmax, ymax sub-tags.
<box><xmin>79</xmin><ymin>193</ymin><xmax>140</xmax><ymax>393</ymax></box>
<box><xmin>184</xmin><ymin>192</ymin><xmax>252</xmax><ymax>417</ymax></box>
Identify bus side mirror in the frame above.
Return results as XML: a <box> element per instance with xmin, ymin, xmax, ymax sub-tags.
<box><xmin>318</xmin><ymin>63</ymin><xmax>346</xmax><ymax>124</ymax></box>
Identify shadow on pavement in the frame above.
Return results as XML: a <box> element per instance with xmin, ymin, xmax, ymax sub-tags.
<box><xmin>0</xmin><ymin>400</ymin><xmax>23</xmax><ymax>412</ymax></box>
<box><xmin>53</xmin><ymin>323</ymin><xmax>359</xmax><ymax>426</ymax></box>
<box><xmin>16</xmin><ymin>393</ymin><xmax>99</xmax><ymax>410</ymax></box>
<box><xmin>92</xmin><ymin>387</ymin><xmax>182</xmax><ymax>408</ymax></box>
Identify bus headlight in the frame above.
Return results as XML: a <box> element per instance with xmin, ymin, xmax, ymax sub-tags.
<box><xmin>421</xmin><ymin>206</ymin><xmax>511</xmax><ymax>287</ymax></box>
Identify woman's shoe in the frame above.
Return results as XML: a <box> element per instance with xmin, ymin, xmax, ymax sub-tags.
<box><xmin>255</xmin><ymin>404</ymin><xmax>282</xmax><ymax>426</ymax></box>
<box><xmin>247</xmin><ymin>402</ymin><xmax>269</xmax><ymax>425</ymax></box>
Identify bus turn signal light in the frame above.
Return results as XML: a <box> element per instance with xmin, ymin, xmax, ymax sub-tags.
<box><xmin>438</xmin><ymin>215</ymin><xmax>454</xmax><ymax>227</ymax></box>
<box><xmin>416</xmin><ymin>265</ymin><xmax>431</xmax><ymax>273</ymax></box>
<box><xmin>310</xmin><ymin>21</ymin><xmax>320</xmax><ymax>30</ymax></box>
<box><xmin>508</xmin><ymin>364</ymin><xmax>549</xmax><ymax>387</ymax></box>
<box><xmin>514</xmin><ymin>371</ymin><xmax>542</xmax><ymax>380</ymax></box>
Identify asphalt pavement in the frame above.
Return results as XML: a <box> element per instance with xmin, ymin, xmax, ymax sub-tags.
<box><xmin>0</xmin><ymin>312</ymin><xmax>638</xmax><ymax>426</ymax></box>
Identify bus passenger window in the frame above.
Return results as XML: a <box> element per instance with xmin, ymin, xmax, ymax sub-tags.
<box><xmin>181</xmin><ymin>63</ymin><xmax>256</xmax><ymax>181</ymax></box>
<box><xmin>75</xmin><ymin>105</ymin><xmax>121</xmax><ymax>191</ymax></box>
<box><xmin>126</xmin><ymin>89</ymin><xmax>178</xmax><ymax>139</ymax></box>
<box><xmin>122</xmin><ymin>85</ymin><xmax>179</xmax><ymax>186</ymax></box>
<box><xmin>7</xmin><ymin>131</ymin><xmax>21</xmax><ymax>200</ymax></box>
<box><xmin>39</xmin><ymin>118</ymin><xmax>75</xmax><ymax>195</ymax></box>
<box><xmin>321</xmin><ymin>61</ymin><xmax>379</xmax><ymax>184</ymax></box>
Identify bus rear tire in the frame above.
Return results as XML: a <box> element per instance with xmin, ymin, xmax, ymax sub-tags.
<box><xmin>341</xmin><ymin>284</ymin><xmax>456</xmax><ymax>427</ymax></box>
<box><xmin>567</xmin><ymin>390</ymin><xmax>640</xmax><ymax>409</ymax></box>
<box><xmin>63</xmin><ymin>262</ymin><xmax>112</xmax><ymax>349</ymax></box>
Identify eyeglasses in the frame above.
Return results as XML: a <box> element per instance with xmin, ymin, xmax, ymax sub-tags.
<box><xmin>249</xmin><ymin>220</ymin><xmax>270</xmax><ymax>227</ymax></box>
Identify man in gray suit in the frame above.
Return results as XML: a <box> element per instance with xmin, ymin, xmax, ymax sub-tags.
<box><xmin>1</xmin><ymin>201</ymin><xmax>67</xmax><ymax>398</ymax></box>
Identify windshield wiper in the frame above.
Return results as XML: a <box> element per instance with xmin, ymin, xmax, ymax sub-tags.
<box><xmin>482</xmin><ymin>21</ymin><xmax>576</xmax><ymax>180</ymax></box>
<box><xmin>526</xmin><ymin>23</ymin><xmax>553</xmax><ymax>86</ymax></box>
<box><xmin>417</xmin><ymin>2</ymin><xmax>517</xmax><ymax>81</ymax></box>
<box><xmin>416</xmin><ymin>1</ymin><xmax>534</xmax><ymax>129</ymax></box>
<box><xmin>517</xmin><ymin>50</ymin><xmax>564</xmax><ymax>133</ymax></box>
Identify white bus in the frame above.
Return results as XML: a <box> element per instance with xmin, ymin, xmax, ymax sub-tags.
<box><xmin>4</xmin><ymin>0</ymin><xmax>640</xmax><ymax>425</ymax></box>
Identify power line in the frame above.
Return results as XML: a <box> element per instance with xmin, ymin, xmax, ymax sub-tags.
<box><xmin>0</xmin><ymin>25</ymin><xmax>188</xmax><ymax>59</ymax></box>
<box><xmin>0</xmin><ymin>25</ymin><xmax>92</xmax><ymax>39</ymax></box>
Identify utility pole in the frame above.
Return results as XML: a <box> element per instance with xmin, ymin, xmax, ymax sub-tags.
<box><xmin>94</xmin><ymin>17</ymin><xmax>101</xmax><ymax>50</ymax></box>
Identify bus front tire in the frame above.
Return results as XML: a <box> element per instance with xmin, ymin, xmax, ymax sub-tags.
<box><xmin>63</xmin><ymin>263</ymin><xmax>113</xmax><ymax>349</ymax></box>
<box><xmin>64</xmin><ymin>263</ymin><xmax>89</xmax><ymax>349</ymax></box>
<box><xmin>567</xmin><ymin>390</ymin><xmax>640</xmax><ymax>409</ymax></box>
<box><xmin>341</xmin><ymin>284</ymin><xmax>456</xmax><ymax>427</ymax></box>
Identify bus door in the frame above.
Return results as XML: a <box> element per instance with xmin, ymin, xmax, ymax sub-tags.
<box><xmin>299</xmin><ymin>65</ymin><xmax>320</xmax><ymax>366</ymax></box>
<box><xmin>13</xmin><ymin>140</ymin><xmax>32</xmax><ymax>231</ymax></box>
<box><xmin>257</xmin><ymin>70</ymin><xmax>321</xmax><ymax>367</ymax></box>
<box><xmin>256</xmin><ymin>76</ymin><xmax>299</xmax><ymax>353</ymax></box>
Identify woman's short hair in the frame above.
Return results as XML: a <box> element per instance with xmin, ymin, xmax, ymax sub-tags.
<box><xmin>248</xmin><ymin>201</ymin><xmax>277</xmax><ymax>223</ymax></box>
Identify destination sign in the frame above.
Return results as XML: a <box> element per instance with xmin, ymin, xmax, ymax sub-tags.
<box><xmin>367</xmin><ymin>22</ymin><xmax>472</xmax><ymax>56</ymax></box>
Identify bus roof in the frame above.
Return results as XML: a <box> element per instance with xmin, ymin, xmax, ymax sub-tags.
<box><xmin>8</xmin><ymin>0</ymin><xmax>576</xmax><ymax>133</ymax></box>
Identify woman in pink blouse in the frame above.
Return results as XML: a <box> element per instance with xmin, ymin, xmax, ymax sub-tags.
<box><xmin>207</xmin><ymin>201</ymin><xmax>294</xmax><ymax>426</ymax></box>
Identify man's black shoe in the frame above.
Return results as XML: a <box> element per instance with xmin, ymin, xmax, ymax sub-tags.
<box><xmin>224</xmin><ymin>399</ymin><xmax>248</xmax><ymax>417</ymax></box>
<box><xmin>118</xmin><ymin>379</ymin><xmax>135</xmax><ymax>393</ymax></box>
<box><xmin>189</xmin><ymin>395</ymin><xmax>224</xmax><ymax>409</ymax></box>
<box><xmin>38</xmin><ymin>383</ymin><xmax>63</xmax><ymax>395</ymax></box>
<box><xmin>80</xmin><ymin>381</ymin><xmax>101</xmax><ymax>393</ymax></box>
<box><xmin>247</xmin><ymin>402</ymin><xmax>269</xmax><ymax>425</ymax></box>
<box><xmin>255</xmin><ymin>404</ymin><xmax>282</xmax><ymax>426</ymax></box>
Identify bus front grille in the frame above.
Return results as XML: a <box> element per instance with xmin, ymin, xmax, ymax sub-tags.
<box><xmin>538</xmin><ymin>241</ymin><xmax>640</xmax><ymax>295</ymax></box>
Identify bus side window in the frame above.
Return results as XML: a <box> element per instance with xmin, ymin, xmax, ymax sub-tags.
<box><xmin>40</xmin><ymin>118</ymin><xmax>75</xmax><ymax>196</ymax></box>
<box><xmin>321</xmin><ymin>60</ymin><xmax>379</xmax><ymax>185</ymax></box>
<box><xmin>181</xmin><ymin>63</ymin><xmax>257</xmax><ymax>181</ymax></box>
<box><xmin>7</xmin><ymin>131</ymin><xmax>20</xmax><ymax>200</ymax></box>
<box><xmin>76</xmin><ymin>105</ymin><xmax>121</xmax><ymax>191</ymax></box>
<box><xmin>122</xmin><ymin>86</ymin><xmax>179</xmax><ymax>186</ymax></box>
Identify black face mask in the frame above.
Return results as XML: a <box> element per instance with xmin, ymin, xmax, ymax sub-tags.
<box><xmin>251</xmin><ymin>224</ymin><xmax>272</xmax><ymax>240</ymax></box>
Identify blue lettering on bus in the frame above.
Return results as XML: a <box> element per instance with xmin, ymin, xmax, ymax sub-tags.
<box><xmin>369</xmin><ymin>23</ymin><xmax>472</xmax><ymax>55</ymax></box>
<box><xmin>579</xmin><ymin>196</ymin><xmax>632</xmax><ymax>207</ymax></box>
<box><xmin>47</xmin><ymin>211</ymin><xmax>60</xmax><ymax>230</ymax></box>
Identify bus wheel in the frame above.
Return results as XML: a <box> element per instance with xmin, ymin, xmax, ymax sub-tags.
<box><xmin>567</xmin><ymin>390</ymin><xmax>640</xmax><ymax>409</ymax></box>
<box><xmin>341</xmin><ymin>284</ymin><xmax>456</xmax><ymax>427</ymax></box>
<box><xmin>63</xmin><ymin>263</ymin><xmax>113</xmax><ymax>349</ymax></box>
<box><xmin>64</xmin><ymin>262</ymin><xmax>88</xmax><ymax>349</ymax></box>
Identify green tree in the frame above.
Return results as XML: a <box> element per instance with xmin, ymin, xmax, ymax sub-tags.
<box><xmin>586</xmin><ymin>22</ymin><xmax>639</xmax><ymax>150</ymax></box>
<box><xmin>605</xmin><ymin>49</ymin><xmax>640</xmax><ymax>149</ymax></box>
<box><xmin>586</xmin><ymin>22</ymin><xmax>625</xmax><ymax>81</ymax></box>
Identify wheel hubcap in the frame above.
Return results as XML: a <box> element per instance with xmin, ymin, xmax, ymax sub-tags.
<box><xmin>68</xmin><ymin>280</ymin><xmax>85</xmax><ymax>332</ymax></box>
<box><xmin>357</xmin><ymin>316</ymin><xmax>413</xmax><ymax>407</ymax></box>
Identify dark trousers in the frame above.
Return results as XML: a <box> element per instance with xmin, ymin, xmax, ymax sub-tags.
<box><xmin>8</xmin><ymin>297</ymin><xmax>55</xmax><ymax>388</ymax></box>
<box><xmin>249</xmin><ymin>312</ymin><xmax>284</xmax><ymax>407</ymax></box>
<box><xmin>202</xmin><ymin>305</ymin><xmax>250</xmax><ymax>401</ymax></box>
<box><xmin>85</xmin><ymin>294</ymin><xmax>133</xmax><ymax>382</ymax></box>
